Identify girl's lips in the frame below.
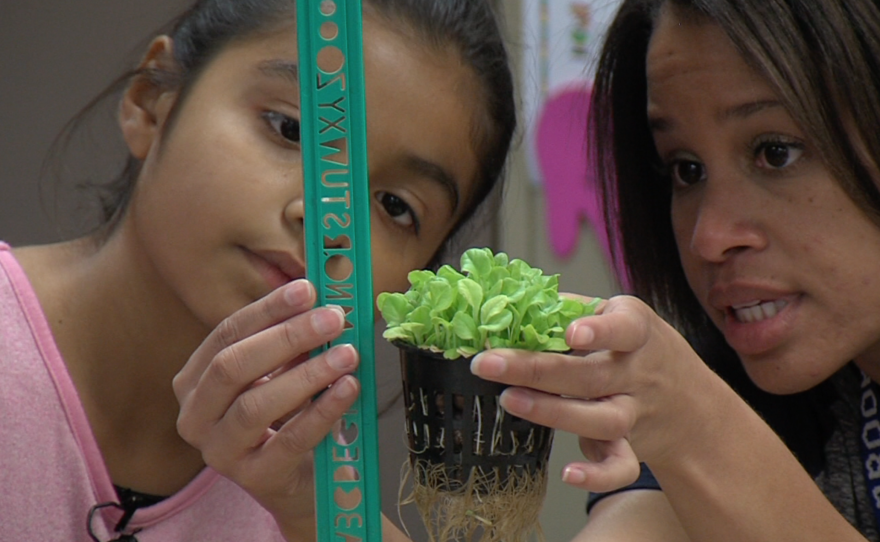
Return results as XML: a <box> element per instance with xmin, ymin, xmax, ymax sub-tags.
<box><xmin>243</xmin><ymin>248</ymin><xmax>305</xmax><ymax>290</ymax></box>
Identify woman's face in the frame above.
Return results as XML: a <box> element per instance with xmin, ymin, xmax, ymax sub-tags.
<box><xmin>123</xmin><ymin>17</ymin><xmax>482</xmax><ymax>329</ymax></box>
<box><xmin>646</xmin><ymin>7</ymin><xmax>880</xmax><ymax>393</ymax></box>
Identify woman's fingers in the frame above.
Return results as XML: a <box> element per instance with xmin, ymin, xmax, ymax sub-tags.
<box><xmin>562</xmin><ymin>438</ymin><xmax>641</xmax><ymax>493</ymax></box>
<box><xmin>471</xmin><ymin>348</ymin><xmax>622</xmax><ymax>400</ymax></box>
<box><xmin>566</xmin><ymin>295</ymin><xmax>651</xmax><ymax>353</ymax></box>
<box><xmin>500</xmin><ymin>387</ymin><xmax>636</xmax><ymax>441</ymax></box>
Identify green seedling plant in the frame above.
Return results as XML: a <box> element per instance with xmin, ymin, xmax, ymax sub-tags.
<box><xmin>377</xmin><ymin>247</ymin><xmax>600</xmax><ymax>359</ymax></box>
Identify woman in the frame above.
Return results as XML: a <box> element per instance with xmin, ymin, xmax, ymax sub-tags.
<box><xmin>472</xmin><ymin>0</ymin><xmax>880</xmax><ymax>540</ymax></box>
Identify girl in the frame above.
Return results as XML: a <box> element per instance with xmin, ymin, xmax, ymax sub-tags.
<box><xmin>471</xmin><ymin>0</ymin><xmax>880</xmax><ymax>540</ymax></box>
<box><xmin>0</xmin><ymin>0</ymin><xmax>515</xmax><ymax>540</ymax></box>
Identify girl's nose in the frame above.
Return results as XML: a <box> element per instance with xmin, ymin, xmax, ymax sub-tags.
<box><xmin>284</xmin><ymin>196</ymin><xmax>305</xmax><ymax>234</ymax></box>
<box><xmin>684</xmin><ymin>178</ymin><xmax>767</xmax><ymax>263</ymax></box>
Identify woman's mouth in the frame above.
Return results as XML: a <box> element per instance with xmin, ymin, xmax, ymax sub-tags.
<box><xmin>724</xmin><ymin>295</ymin><xmax>798</xmax><ymax>355</ymax></box>
<box><xmin>730</xmin><ymin>299</ymin><xmax>789</xmax><ymax>323</ymax></box>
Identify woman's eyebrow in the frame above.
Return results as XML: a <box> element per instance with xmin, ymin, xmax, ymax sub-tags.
<box><xmin>256</xmin><ymin>59</ymin><xmax>299</xmax><ymax>84</ymax></box>
<box><xmin>649</xmin><ymin>99</ymin><xmax>785</xmax><ymax>133</ymax></box>
<box><xmin>404</xmin><ymin>155</ymin><xmax>461</xmax><ymax>214</ymax></box>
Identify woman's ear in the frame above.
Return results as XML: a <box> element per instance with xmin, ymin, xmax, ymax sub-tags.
<box><xmin>119</xmin><ymin>36</ymin><xmax>179</xmax><ymax>160</ymax></box>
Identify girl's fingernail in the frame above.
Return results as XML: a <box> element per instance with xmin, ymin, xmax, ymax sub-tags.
<box><xmin>312</xmin><ymin>308</ymin><xmax>343</xmax><ymax>334</ymax></box>
<box><xmin>500</xmin><ymin>388</ymin><xmax>534</xmax><ymax>414</ymax></box>
<box><xmin>471</xmin><ymin>353</ymin><xmax>506</xmax><ymax>378</ymax></box>
<box><xmin>571</xmin><ymin>324</ymin><xmax>594</xmax><ymax>346</ymax></box>
<box><xmin>326</xmin><ymin>344</ymin><xmax>357</xmax><ymax>371</ymax></box>
<box><xmin>284</xmin><ymin>279</ymin><xmax>311</xmax><ymax>306</ymax></box>
<box><xmin>333</xmin><ymin>376</ymin><xmax>358</xmax><ymax>399</ymax></box>
<box><xmin>326</xmin><ymin>304</ymin><xmax>346</xmax><ymax>317</ymax></box>
<box><xmin>563</xmin><ymin>466</ymin><xmax>587</xmax><ymax>484</ymax></box>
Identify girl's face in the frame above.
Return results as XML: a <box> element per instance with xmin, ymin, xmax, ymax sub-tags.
<box><xmin>646</xmin><ymin>7</ymin><xmax>880</xmax><ymax>393</ymax></box>
<box><xmin>123</xmin><ymin>17</ymin><xmax>482</xmax><ymax>329</ymax></box>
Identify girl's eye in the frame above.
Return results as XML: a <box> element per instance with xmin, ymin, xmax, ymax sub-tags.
<box><xmin>755</xmin><ymin>141</ymin><xmax>803</xmax><ymax>170</ymax></box>
<box><xmin>669</xmin><ymin>159</ymin><xmax>706</xmax><ymax>186</ymax></box>
<box><xmin>376</xmin><ymin>191</ymin><xmax>418</xmax><ymax>232</ymax></box>
<box><xmin>264</xmin><ymin>111</ymin><xmax>301</xmax><ymax>144</ymax></box>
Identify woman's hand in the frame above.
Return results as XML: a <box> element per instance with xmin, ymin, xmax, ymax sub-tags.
<box><xmin>173</xmin><ymin>279</ymin><xmax>359</xmax><ymax>540</ymax></box>
<box><xmin>470</xmin><ymin>294</ymin><xmax>722</xmax><ymax>494</ymax></box>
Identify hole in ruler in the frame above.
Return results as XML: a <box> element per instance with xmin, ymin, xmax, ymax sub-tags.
<box><xmin>325</xmin><ymin>254</ymin><xmax>353</xmax><ymax>281</ymax></box>
<box><xmin>317</xmin><ymin>45</ymin><xmax>345</xmax><ymax>73</ymax></box>
<box><xmin>333</xmin><ymin>465</ymin><xmax>361</xmax><ymax>482</ymax></box>
<box><xmin>334</xmin><ymin>487</ymin><xmax>362</xmax><ymax>511</ymax></box>
<box><xmin>342</xmin><ymin>305</ymin><xmax>354</xmax><ymax>330</ymax></box>
<box><xmin>320</xmin><ymin>21</ymin><xmax>339</xmax><ymax>41</ymax></box>
<box><xmin>333</xmin><ymin>418</ymin><xmax>360</xmax><ymax>446</ymax></box>
<box><xmin>324</xmin><ymin>234</ymin><xmax>352</xmax><ymax>250</ymax></box>
<box><xmin>320</xmin><ymin>0</ymin><xmax>337</xmax><ymax>16</ymax></box>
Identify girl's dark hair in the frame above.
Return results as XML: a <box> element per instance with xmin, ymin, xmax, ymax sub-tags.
<box><xmin>591</xmin><ymin>0</ymin><xmax>880</xmax><ymax>337</ymax></box>
<box><xmin>72</xmin><ymin>0</ymin><xmax>515</xmax><ymax>261</ymax></box>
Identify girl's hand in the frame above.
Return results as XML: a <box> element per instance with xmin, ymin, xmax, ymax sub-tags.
<box><xmin>173</xmin><ymin>279</ymin><xmax>359</xmax><ymax>539</ymax></box>
<box><xmin>470</xmin><ymin>294</ymin><xmax>725</xmax><ymax>494</ymax></box>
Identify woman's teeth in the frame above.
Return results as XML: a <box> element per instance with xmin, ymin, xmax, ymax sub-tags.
<box><xmin>732</xmin><ymin>300</ymin><xmax>788</xmax><ymax>323</ymax></box>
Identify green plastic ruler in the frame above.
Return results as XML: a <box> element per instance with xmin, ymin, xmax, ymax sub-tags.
<box><xmin>297</xmin><ymin>1</ymin><xmax>381</xmax><ymax>541</ymax></box>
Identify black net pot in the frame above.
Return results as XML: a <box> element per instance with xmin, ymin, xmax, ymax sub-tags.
<box><xmin>396</xmin><ymin>342</ymin><xmax>555</xmax><ymax>492</ymax></box>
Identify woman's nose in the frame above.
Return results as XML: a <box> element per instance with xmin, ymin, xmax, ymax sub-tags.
<box><xmin>684</xmin><ymin>178</ymin><xmax>768</xmax><ymax>262</ymax></box>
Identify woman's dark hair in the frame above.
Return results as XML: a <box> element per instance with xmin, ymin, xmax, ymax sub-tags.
<box><xmin>69</xmin><ymin>0</ymin><xmax>515</xmax><ymax>262</ymax></box>
<box><xmin>591</xmin><ymin>0</ymin><xmax>880</xmax><ymax>338</ymax></box>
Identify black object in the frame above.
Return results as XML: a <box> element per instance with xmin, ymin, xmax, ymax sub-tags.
<box><xmin>86</xmin><ymin>501</ymin><xmax>142</xmax><ymax>542</ymax></box>
<box><xmin>397</xmin><ymin>342</ymin><xmax>554</xmax><ymax>491</ymax></box>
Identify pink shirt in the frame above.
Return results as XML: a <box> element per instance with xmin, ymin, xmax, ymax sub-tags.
<box><xmin>0</xmin><ymin>243</ymin><xmax>287</xmax><ymax>541</ymax></box>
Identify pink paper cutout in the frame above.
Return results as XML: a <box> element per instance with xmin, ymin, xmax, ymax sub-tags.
<box><xmin>535</xmin><ymin>84</ymin><xmax>611</xmax><ymax>261</ymax></box>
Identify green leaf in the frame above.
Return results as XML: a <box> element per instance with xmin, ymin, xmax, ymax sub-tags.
<box><xmin>457</xmin><ymin>278</ymin><xmax>483</xmax><ymax>309</ymax></box>
<box><xmin>400</xmin><ymin>322</ymin><xmax>427</xmax><ymax>342</ymax></box>
<box><xmin>480</xmin><ymin>296</ymin><xmax>509</xmax><ymax>323</ymax></box>
<box><xmin>407</xmin><ymin>269</ymin><xmax>435</xmax><ymax>289</ymax></box>
<box><xmin>545</xmin><ymin>337</ymin><xmax>569</xmax><ymax>351</ymax></box>
<box><xmin>383</xmin><ymin>326</ymin><xmax>412</xmax><ymax>342</ymax></box>
<box><xmin>560</xmin><ymin>297</ymin><xmax>587</xmax><ymax>319</ymax></box>
<box><xmin>379</xmin><ymin>246</ymin><xmax>603</xmax><ymax>355</ymax></box>
<box><xmin>487</xmin><ymin>336</ymin><xmax>508</xmax><ymax>349</ymax></box>
<box><xmin>458</xmin><ymin>346</ymin><xmax>479</xmax><ymax>357</ymax></box>
<box><xmin>376</xmin><ymin>292</ymin><xmax>411</xmax><ymax>326</ymax></box>
<box><xmin>443</xmin><ymin>348</ymin><xmax>462</xmax><ymax>360</ymax></box>
<box><xmin>460</xmin><ymin>247</ymin><xmax>493</xmax><ymax>279</ymax></box>
<box><xmin>428</xmin><ymin>279</ymin><xmax>455</xmax><ymax>312</ymax></box>
<box><xmin>437</xmin><ymin>264</ymin><xmax>465</xmax><ymax>284</ymax></box>
<box><xmin>583</xmin><ymin>297</ymin><xmax>602</xmax><ymax>315</ymax></box>
<box><xmin>479</xmin><ymin>309</ymin><xmax>512</xmax><ymax>332</ymax></box>
<box><xmin>451</xmin><ymin>312</ymin><xmax>479</xmax><ymax>341</ymax></box>
<box><xmin>408</xmin><ymin>305</ymin><xmax>432</xmax><ymax>327</ymax></box>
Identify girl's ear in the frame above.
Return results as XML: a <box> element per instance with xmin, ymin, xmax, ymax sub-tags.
<box><xmin>119</xmin><ymin>36</ymin><xmax>179</xmax><ymax>160</ymax></box>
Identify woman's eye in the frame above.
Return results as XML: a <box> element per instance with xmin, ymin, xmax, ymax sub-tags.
<box><xmin>756</xmin><ymin>142</ymin><xmax>803</xmax><ymax>170</ymax></box>
<box><xmin>669</xmin><ymin>160</ymin><xmax>706</xmax><ymax>186</ymax></box>
<box><xmin>264</xmin><ymin>111</ymin><xmax>300</xmax><ymax>144</ymax></box>
<box><xmin>376</xmin><ymin>191</ymin><xmax>418</xmax><ymax>231</ymax></box>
